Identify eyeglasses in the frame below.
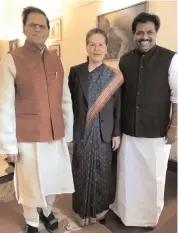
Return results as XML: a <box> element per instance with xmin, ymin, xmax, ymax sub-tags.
<box><xmin>27</xmin><ymin>23</ymin><xmax>47</xmax><ymax>31</ymax></box>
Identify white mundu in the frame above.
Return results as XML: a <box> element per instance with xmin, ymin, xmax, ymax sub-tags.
<box><xmin>110</xmin><ymin>53</ymin><xmax>178</xmax><ymax>227</ymax></box>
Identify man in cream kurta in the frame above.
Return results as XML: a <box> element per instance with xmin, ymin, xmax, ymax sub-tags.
<box><xmin>0</xmin><ymin>6</ymin><xmax>74</xmax><ymax>233</ymax></box>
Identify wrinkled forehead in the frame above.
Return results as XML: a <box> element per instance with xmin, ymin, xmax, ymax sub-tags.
<box><xmin>135</xmin><ymin>22</ymin><xmax>156</xmax><ymax>32</ymax></box>
<box><xmin>26</xmin><ymin>13</ymin><xmax>48</xmax><ymax>26</ymax></box>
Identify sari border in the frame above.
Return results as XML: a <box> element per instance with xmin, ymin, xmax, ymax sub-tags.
<box><xmin>86</xmin><ymin>64</ymin><xmax>124</xmax><ymax>128</ymax></box>
<box><xmin>72</xmin><ymin>209</ymin><xmax>108</xmax><ymax>227</ymax></box>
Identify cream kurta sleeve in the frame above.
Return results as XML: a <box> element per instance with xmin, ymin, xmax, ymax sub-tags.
<box><xmin>62</xmin><ymin>67</ymin><xmax>74</xmax><ymax>142</ymax></box>
<box><xmin>168</xmin><ymin>53</ymin><xmax>178</xmax><ymax>104</ymax></box>
<box><xmin>0</xmin><ymin>54</ymin><xmax>18</xmax><ymax>154</ymax></box>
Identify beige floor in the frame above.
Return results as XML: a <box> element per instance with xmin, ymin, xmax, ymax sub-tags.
<box><xmin>0</xmin><ymin>194</ymin><xmax>112</xmax><ymax>233</ymax></box>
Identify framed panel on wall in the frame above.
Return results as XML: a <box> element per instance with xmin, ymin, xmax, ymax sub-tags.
<box><xmin>49</xmin><ymin>18</ymin><xmax>62</xmax><ymax>41</ymax></box>
<box><xmin>97</xmin><ymin>2</ymin><xmax>147</xmax><ymax>60</ymax></box>
<box><xmin>9</xmin><ymin>39</ymin><xmax>19</xmax><ymax>51</ymax></box>
<box><xmin>49</xmin><ymin>44</ymin><xmax>61</xmax><ymax>57</ymax></box>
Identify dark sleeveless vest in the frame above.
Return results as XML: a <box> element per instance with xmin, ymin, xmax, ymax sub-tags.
<box><xmin>120</xmin><ymin>45</ymin><xmax>176</xmax><ymax>138</ymax></box>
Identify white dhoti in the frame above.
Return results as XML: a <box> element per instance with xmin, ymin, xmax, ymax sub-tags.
<box><xmin>14</xmin><ymin>139</ymin><xmax>74</xmax><ymax>207</ymax></box>
<box><xmin>110</xmin><ymin>134</ymin><xmax>171</xmax><ymax>227</ymax></box>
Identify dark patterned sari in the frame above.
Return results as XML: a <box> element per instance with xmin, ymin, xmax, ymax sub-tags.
<box><xmin>72</xmin><ymin>64</ymin><xmax>123</xmax><ymax>226</ymax></box>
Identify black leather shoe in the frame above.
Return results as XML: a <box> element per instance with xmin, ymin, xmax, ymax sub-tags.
<box><xmin>99</xmin><ymin>218</ymin><xmax>106</xmax><ymax>225</ymax></box>
<box><xmin>39</xmin><ymin>211</ymin><xmax>58</xmax><ymax>232</ymax></box>
<box><xmin>145</xmin><ymin>226</ymin><xmax>156</xmax><ymax>231</ymax></box>
<box><xmin>137</xmin><ymin>226</ymin><xmax>156</xmax><ymax>232</ymax></box>
<box><xmin>25</xmin><ymin>224</ymin><xmax>39</xmax><ymax>233</ymax></box>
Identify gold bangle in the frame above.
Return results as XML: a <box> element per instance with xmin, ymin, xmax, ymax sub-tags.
<box><xmin>169</xmin><ymin>125</ymin><xmax>178</xmax><ymax>128</ymax></box>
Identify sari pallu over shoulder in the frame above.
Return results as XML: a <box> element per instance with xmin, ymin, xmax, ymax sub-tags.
<box><xmin>86</xmin><ymin>64</ymin><xmax>124</xmax><ymax>128</ymax></box>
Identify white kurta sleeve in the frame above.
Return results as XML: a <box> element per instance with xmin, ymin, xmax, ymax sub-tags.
<box><xmin>168</xmin><ymin>53</ymin><xmax>178</xmax><ymax>104</ymax></box>
<box><xmin>0</xmin><ymin>54</ymin><xmax>18</xmax><ymax>154</ymax></box>
<box><xmin>62</xmin><ymin>67</ymin><xmax>74</xmax><ymax>142</ymax></box>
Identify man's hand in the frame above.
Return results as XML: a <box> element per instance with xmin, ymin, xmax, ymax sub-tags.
<box><xmin>6</xmin><ymin>154</ymin><xmax>18</xmax><ymax>163</ymax></box>
<box><xmin>67</xmin><ymin>142</ymin><xmax>74</xmax><ymax>155</ymax></box>
<box><xmin>166</xmin><ymin>126</ymin><xmax>177</xmax><ymax>144</ymax></box>
<box><xmin>112</xmin><ymin>136</ymin><xmax>120</xmax><ymax>151</ymax></box>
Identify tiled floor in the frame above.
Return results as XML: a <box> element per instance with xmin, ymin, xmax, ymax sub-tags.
<box><xmin>104</xmin><ymin>171</ymin><xmax>177</xmax><ymax>233</ymax></box>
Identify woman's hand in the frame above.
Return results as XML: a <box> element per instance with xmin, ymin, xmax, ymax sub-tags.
<box><xmin>112</xmin><ymin>136</ymin><xmax>120</xmax><ymax>151</ymax></box>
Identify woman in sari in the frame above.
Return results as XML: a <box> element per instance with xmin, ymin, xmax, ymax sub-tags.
<box><xmin>68</xmin><ymin>28</ymin><xmax>124</xmax><ymax>227</ymax></box>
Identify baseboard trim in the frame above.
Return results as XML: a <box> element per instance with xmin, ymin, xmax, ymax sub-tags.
<box><xmin>168</xmin><ymin>159</ymin><xmax>177</xmax><ymax>174</ymax></box>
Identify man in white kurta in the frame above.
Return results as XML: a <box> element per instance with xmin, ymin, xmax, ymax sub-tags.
<box><xmin>110</xmin><ymin>12</ymin><xmax>178</xmax><ymax>229</ymax></box>
<box><xmin>0</xmin><ymin>6</ymin><xmax>74</xmax><ymax>233</ymax></box>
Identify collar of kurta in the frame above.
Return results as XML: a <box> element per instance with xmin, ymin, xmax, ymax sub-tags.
<box><xmin>24</xmin><ymin>39</ymin><xmax>46</xmax><ymax>55</ymax></box>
